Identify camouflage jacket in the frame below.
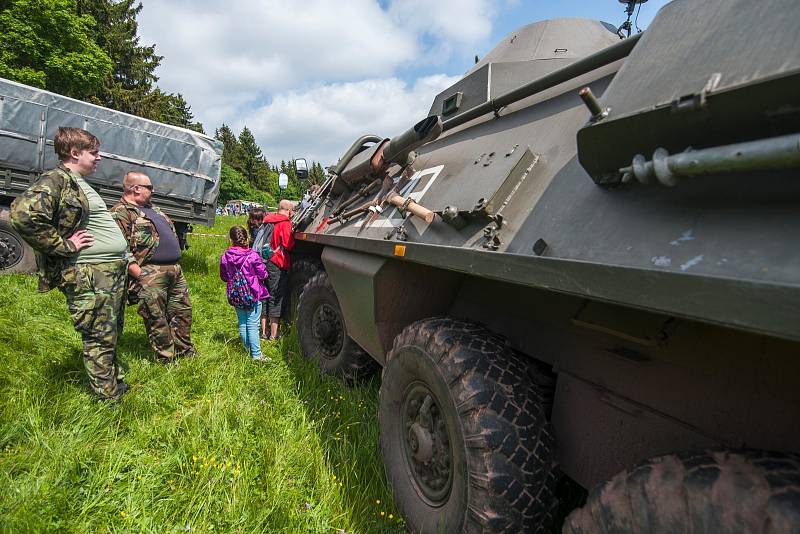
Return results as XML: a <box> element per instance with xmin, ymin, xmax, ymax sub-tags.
<box><xmin>10</xmin><ymin>165</ymin><xmax>90</xmax><ymax>292</ymax></box>
<box><xmin>109</xmin><ymin>198</ymin><xmax>177</xmax><ymax>266</ymax></box>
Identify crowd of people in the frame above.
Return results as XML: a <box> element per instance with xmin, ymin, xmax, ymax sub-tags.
<box><xmin>9</xmin><ymin>127</ymin><xmax>296</xmax><ymax>402</ymax></box>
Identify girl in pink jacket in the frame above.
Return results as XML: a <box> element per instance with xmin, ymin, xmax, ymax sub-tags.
<box><xmin>220</xmin><ymin>225</ymin><xmax>269</xmax><ymax>361</ymax></box>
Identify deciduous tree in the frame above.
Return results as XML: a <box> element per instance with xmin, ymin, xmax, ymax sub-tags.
<box><xmin>0</xmin><ymin>0</ymin><xmax>113</xmax><ymax>98</ymax></box>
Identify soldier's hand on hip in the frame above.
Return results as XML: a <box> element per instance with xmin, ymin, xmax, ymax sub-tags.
<box><xmin>68</xmin><ymin>229</ymin><xmax>95</xmax><ymax>251</ymax></box>
<box><xmin>128</xmin><ymin>263</ymin><xmax>142</xmax><ymax>279</ymax></box>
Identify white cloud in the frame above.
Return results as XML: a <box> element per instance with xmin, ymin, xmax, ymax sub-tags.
<box><xmin>137</xmin><ymin>0</ymin><xmax>495</xmax><ymax>165</ymax></box>
<box><xmin>242</xmin><ymin>74</ymin><xmax>460</xmax><ymax>166</ymax></box>
<box><xmin>388</xmin><ymin>0</ymin><xmax>494</xmax><ymax>47</ymax></box>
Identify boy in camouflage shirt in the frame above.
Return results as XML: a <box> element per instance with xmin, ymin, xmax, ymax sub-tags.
<box><xmin>10</xmin><ymin>127</ymin><xmax>130</xmax><ymax>401</ymax></box>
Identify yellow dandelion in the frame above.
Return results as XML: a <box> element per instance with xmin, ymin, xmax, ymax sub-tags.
<box><xmin>192</xmin><ymin>455</ymin><xmax>197</xmax><ymax>462</ymax></box>
<box><xmin>332</xmin><ymin>475</ymin><xmax>336</xmax><ymax>479</ymax></box>
<box><xmin>380</xmin><ymin>511</ymin><xmax>385</xmax><ymax>517</ymax></box>
<box><xmin>376</xmin><ymin>499</ymin><xmax>381</xmax><ymax>505</ymax></box>
<box><xmin>389</xmin><ymin>514</ymin><xmax>394</xmax><ymax>519</ymax></box>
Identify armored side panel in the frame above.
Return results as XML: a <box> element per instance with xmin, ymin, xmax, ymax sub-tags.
<box><xmin>577</xmin><ymin>0</ymin><xmax>800</xmax><ymax>184</ymax></box>
<box><xmin>0</xmin><ymin>77</ymin><xmax>223</xmax><ymax>226</ymax></box>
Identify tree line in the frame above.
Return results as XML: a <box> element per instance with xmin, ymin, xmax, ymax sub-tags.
<box><xmin>215</xmin><ymin>124</ymin><xmax>325</xmax><ymax>208</ymax></box>
<box><xmin>0</xmin><ymin>0</ymin><xmax>325</xmax><ymax>205</ymax></box>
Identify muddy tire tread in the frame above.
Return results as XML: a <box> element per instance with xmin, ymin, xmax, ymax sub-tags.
<box><xmin>563</xmin><ymin>450</ymin><xmax>800</xmax><ymax>534</ymax></box>
<box><xmin>384</xmin><ymin>317</ymin><xmax>557</xmax><ymax>534</ymax></box>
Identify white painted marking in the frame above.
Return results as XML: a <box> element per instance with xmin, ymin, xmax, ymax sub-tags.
<box><xmin>680</xmin><ymin>255</ymin><xmax>704</xmax><ymax>271</ymax></box>
<box><xmin>669</xmin><ymin>229</ymin><xmax>695</xmax><ymax>246</ymax></box>
<box><xmin>651</xmin><ymin>256</ymin><xmax>671</xmax><ymax>267</ymax></box>
<box><xmin>367</xmin><ymin>165</ymin><xmax>445</xmax><ymax>234</ymax></box>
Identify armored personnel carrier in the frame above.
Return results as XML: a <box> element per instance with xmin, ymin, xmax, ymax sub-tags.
<box><xmin>290</xmin><ymin>0</ymin><xmax>800</xmax><ymax>531</ymax></box>
<box><xmin>0</xmin><ymin>77</ymin><xmax>223</xmax><ymax>274</ymax></box>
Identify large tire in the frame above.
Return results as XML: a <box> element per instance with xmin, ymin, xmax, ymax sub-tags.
<box><xmin>379</xmin><ymin>317</ymin><xmax>557</xmax><ymax>534</ymax></box>
<box><xmin>564</xmin><ymin>450</ymin><xmax>800</xmax><ymax>534</ymax></box>
<box><xmin>287</xmin><ymin>258</ymin><xmax>322</xmax><ymax>322</ymax></box>
<box><xmin>296</xmin><ymin>271</ymin><xmax>376</xmax><ymax>381</ymax></box>
<box><xmin>0</xmin><ymin>211</ymin><xmax>36</xmax><ymax>274</ymax></box>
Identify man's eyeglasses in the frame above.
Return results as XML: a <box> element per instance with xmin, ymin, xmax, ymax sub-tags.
<box><xmin>137</xmin><ymin>184</ymin><xmax>154</xmax><ymax>191</ymax></box>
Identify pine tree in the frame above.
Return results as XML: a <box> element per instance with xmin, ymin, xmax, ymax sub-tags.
<box><xmin>76</xmin><ymin>0</ymin><xmax>159</xmax><ymax>112</ymax></box>
<box><xmin>75</xmin><ymin>0</ymin><xmax>203</xmax><ymax>132</ymax></box>
<box><xmin>215</xmin><ymin>124</ymin><xmax>243</xmax><ymax>171</ymax></box>
<box><xmin>238</xmin><ymin>127</ymin><xmax>263</xmax><ymax>183</ymax></box>
<box><xmin>309</xmin><ymin>162</ymin><xmax>326</xmax><ymax>185</ymax></box>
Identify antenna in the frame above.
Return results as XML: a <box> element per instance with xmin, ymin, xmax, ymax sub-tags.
<box><xmin>617</xmin><ymin>0</ymin><xmax>648</xmax><ymax>39</ymax></box>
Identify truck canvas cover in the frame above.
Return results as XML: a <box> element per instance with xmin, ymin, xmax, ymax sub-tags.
<box><xmin>0</xmin><ymin>77</ymin><xmax>223</xmax><ymax>225</ymax></box>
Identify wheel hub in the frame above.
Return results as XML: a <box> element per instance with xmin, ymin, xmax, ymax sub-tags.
<box><xmin>409</xmin><ymin>422</ymin><xmax>434</xmax><ymax>462</ymax></box>
<box><xmin>0</xmin><ymin>229</ymin><xmax>23</xmax><ymax>270</ymax></box>
<box><xmin>310</xmin><ymin>302</ymin><xmax>344</xmax><ymax>359</ymax></box>
<box><xmin>402</xmin><ymin>384</ymin><xmax>453</xmax><ymax>504</ymax></box>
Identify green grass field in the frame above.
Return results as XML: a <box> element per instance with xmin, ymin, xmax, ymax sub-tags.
<box><xmin>0</xmin><ymin>216</ymin><xmax>403</xmax><ymax>533</ymax></box>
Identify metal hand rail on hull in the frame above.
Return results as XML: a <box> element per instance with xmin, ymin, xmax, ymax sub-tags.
<box><xmin>442</xmin><ymin>33</ymin><xmax>642</xmax><ymax>132</ymax></box>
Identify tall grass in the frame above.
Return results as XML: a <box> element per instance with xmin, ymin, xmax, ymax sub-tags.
<box><xmin>0</xmin><ymin>216</ymin><xmax>403</xmax><ymax>533</ymax></box>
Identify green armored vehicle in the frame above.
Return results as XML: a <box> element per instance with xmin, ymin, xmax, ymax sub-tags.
<box><xmin>0</xmin><ymin>77</ymin><xmax>223</xmax><ymax>274</ymax></box>
<box><xmin>290</xmin><ymin>0</ymin><xmax>800</xmax><ymax>532</ymax></box>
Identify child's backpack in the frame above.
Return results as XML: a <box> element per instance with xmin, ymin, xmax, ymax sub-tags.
<box><xmin>226</xmin><ymin>267</ymin><xmax>255</xmax><ymax>309</ymax></box>
<box><xmin>257</xmin><ymin>222</ymin><xmax>277</xmax><ymax>261</ymax></box>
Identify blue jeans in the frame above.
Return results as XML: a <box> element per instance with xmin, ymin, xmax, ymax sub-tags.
<box><xmin>235</xmin><ymin>301</ymin><xmax>262</xmax><ymax>359</ymax></box>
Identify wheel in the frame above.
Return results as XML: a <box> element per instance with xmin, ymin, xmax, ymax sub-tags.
<box><xmin>296</xmin><ymin>271</ymin><xmax>376</xmax><ymax>381</ymax></box>
<box><xmin>287</xmin><ymin>258</ymin><xmax>322</xmax><ymax>322</ymax></box>
<box><xmin>379</xmin><ymin>317</ymin><xmax>557</xmax><ymax>534</ymax></box>
<box><xmin>564</xmin><ymin>450</ymin><xmax>800</xmax><ymax>534</ymax></box>
<box><xmin>0</xmin><ymin>212</ymin><xmax>36</xmax><ymax>274</ymax></box>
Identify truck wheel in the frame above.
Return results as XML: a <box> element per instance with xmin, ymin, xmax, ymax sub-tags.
<box><xmin>379</xmin><ymin>317</ymin><xmax>557</xmax><ymax>534</ymax></box>
<box><xmin>564</xmin><ymin>450</ymin><xmax>800</xmax><ymax>534</ymax></box>
<box><xmin>0</xmin><ymin>212</ymin><xmax>36</xmax><ymax>274</ymax></box>
<box><xmin>288</xmin><ymin>258</ymin><xmax>322</xmax><ymax>322</ymax></box>
<box><xmin>296</xmin><ymin>271</ymin><xmax>376</xmax><ymax>381</ymax></box>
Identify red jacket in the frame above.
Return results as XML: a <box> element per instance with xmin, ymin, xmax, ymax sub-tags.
<box><xmin>263</xmin><ymin>212</ymin><xmax>294</xmax><ymax>270</ymax></box>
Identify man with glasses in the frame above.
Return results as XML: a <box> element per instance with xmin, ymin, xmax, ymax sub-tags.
<box><xmin>110</xmin><ymin>171</ymin><xmax>196</xmax><ymax>362</ymax></box>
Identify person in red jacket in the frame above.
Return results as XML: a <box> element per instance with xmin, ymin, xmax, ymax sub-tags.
<box><xmin>263</xmin><ymin>199</ymin><xmax>295</xmax><ymax>340</ymax></box>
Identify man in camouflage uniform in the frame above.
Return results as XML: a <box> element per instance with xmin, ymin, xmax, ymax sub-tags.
<box><xmin>110</xmin><ymin>171</ymin><xmax>195</xmax><ymax>362</ymax></box>
<box><xmin>10</xmin><ymin>127</ymin><xmax>129</xmax><ymax>401</ymax></box>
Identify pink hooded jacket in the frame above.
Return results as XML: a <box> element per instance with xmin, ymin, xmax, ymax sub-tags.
<box><xmin>219</xmin><ymin>246</ymin><xmax>269</xmax><ymax>302</ymax></box>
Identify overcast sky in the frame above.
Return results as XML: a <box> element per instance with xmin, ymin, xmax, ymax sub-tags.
<box><xmin>138</xmin><ymin>0</ymin><xmax>670</xmax><ymax>167</ymax></box>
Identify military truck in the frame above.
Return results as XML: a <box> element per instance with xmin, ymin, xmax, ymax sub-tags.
<box><xmin>290</xmin><ymin>0</ymin><xmax>800</xmax><ymax>532</ymax></box>
<box><xmin>0</xmin><ymin>77</ymin><xmax>223</xmax><ymax>274</ymax></box>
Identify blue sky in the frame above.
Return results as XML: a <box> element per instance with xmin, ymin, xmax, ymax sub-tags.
<box><xmin>401</xmin><ymin>0</ymin><xmax>670</xmax><ymax>82</ymax></box>
<box><xmin>139</xmin><ymin>0</ymin><xmax>673</xmax><ymax>165</ymax></box>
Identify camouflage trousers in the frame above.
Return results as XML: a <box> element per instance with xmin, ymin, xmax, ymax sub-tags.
<box><xmin>60</xmin><ymin>259</ymin><xmax>127</xmax><ymax>400</ymax></box>
<box><xmin>137</xmin><ymin>263</ymin><xmax>194</xmax><ymax>361</ymax></box>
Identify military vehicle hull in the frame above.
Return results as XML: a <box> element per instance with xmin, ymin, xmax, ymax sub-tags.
<box><xmin>291</xmin><ymin>1</ymin><xmax>800</xmax><ymax>532</ymax></box>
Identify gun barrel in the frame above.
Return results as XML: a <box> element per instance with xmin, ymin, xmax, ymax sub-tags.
<box><xmin>383</xmin><ymin>115</ymin><xmax>443</xmax><ymax>164</ymax></box>
<box><xmin>338</xmin><ymin>115</ymin><xmax>443</xmax><ymax>188</ymax></box>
